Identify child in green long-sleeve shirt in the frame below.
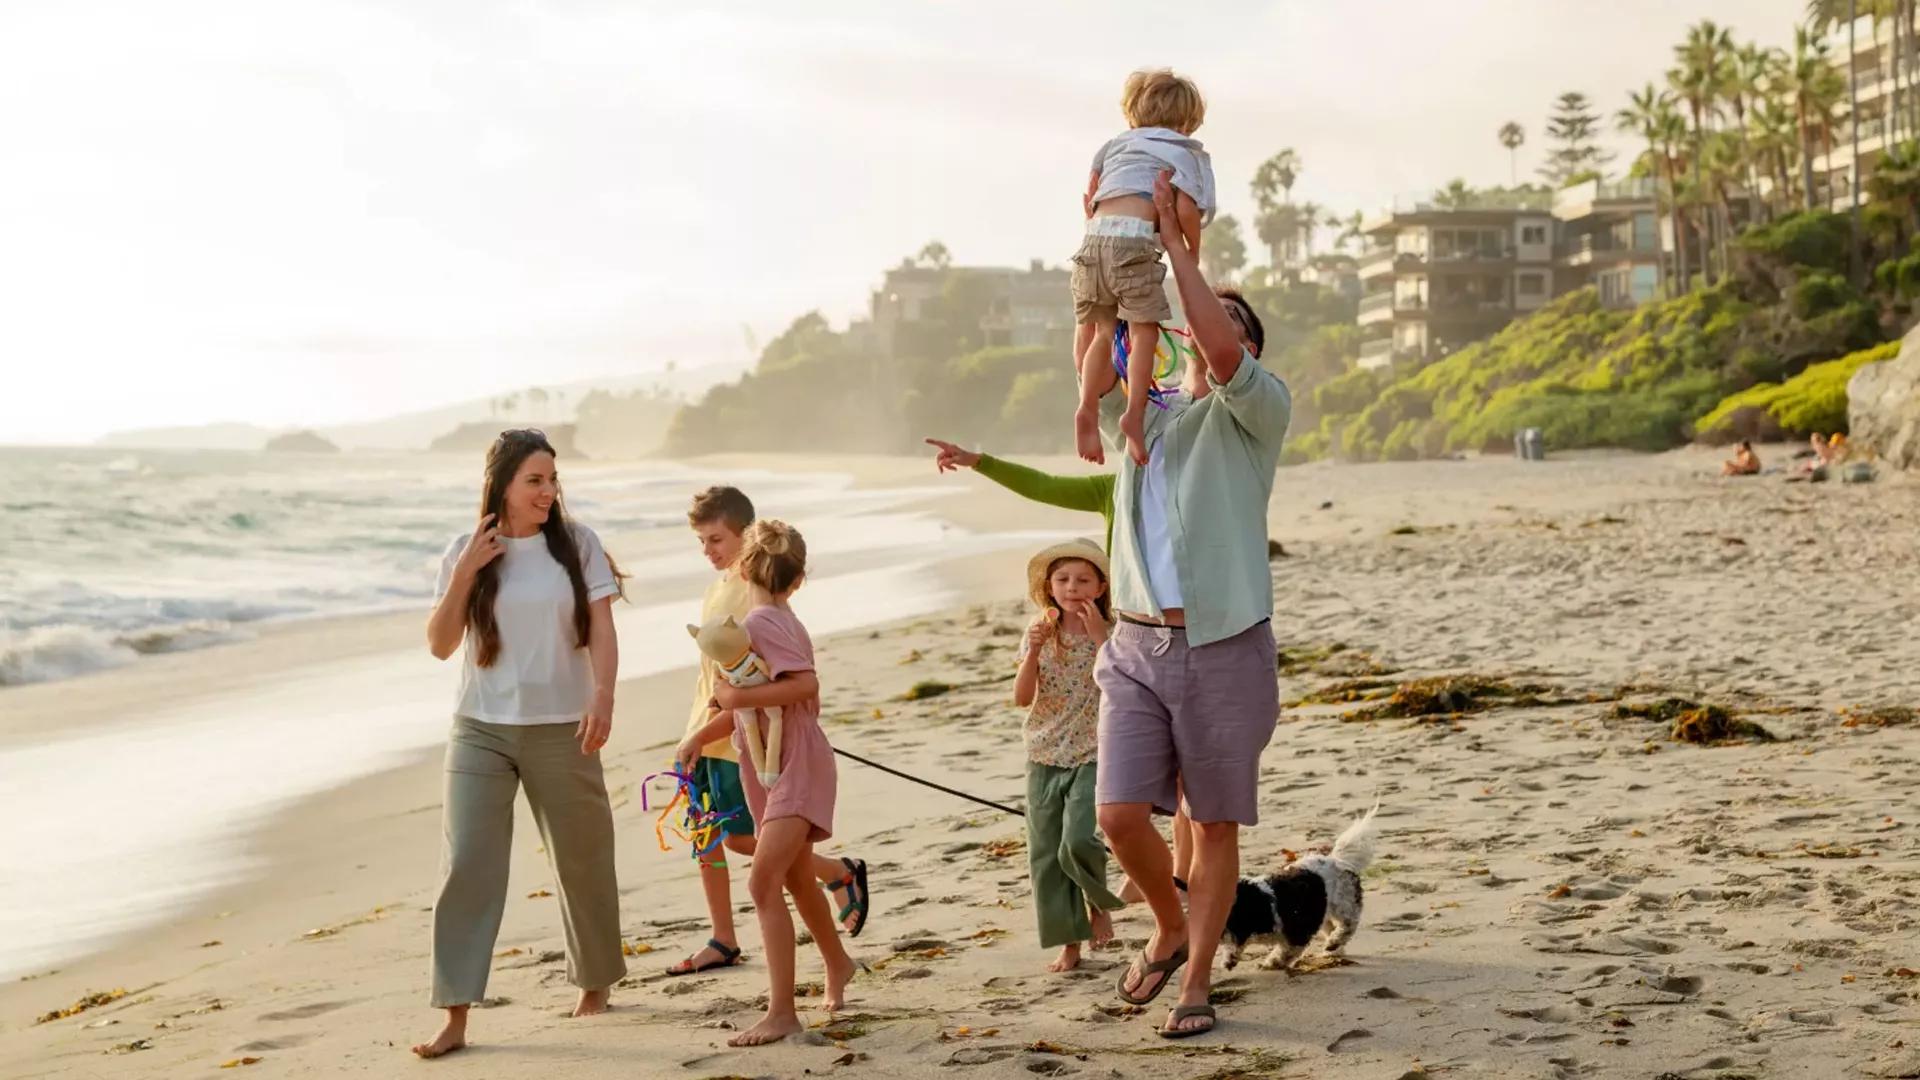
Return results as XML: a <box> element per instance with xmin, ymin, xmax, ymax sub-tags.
<box><xmin>925</xmin><ymin>438</ymin><xmax>1189</xmax><ymax>904</ymax></box>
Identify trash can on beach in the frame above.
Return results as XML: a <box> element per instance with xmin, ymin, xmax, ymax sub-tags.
<box><xmin>1513</xmin><ymin>428</ymin><xmax>1545</xmax><ymax>461</ymax></box>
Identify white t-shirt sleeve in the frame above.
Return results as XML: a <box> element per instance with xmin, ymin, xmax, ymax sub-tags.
<box><xmin>434</xmin><ymin>533</ymin><xmax>470</xmax><ymax>600</ymax></box>
<box><xmin>574</xmin><ymin>525</ymin><xmax>621</xmax><ymax>603</ymax></box>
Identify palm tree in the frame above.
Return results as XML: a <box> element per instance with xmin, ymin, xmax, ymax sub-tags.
<box><xmin>1789</xmin><ymin>25</ymin><xmax>1846</xmax><ymax>210</ymax></box>
<box><xmin>1751</xmin><ymin>92</ymin><xmax>1804</xmax><ymax>212</ymax></box>
<box><xmin>1432</xmin><ymin>178</ymin><xmax>1474</xmax><ymax>209</ymax></box>
<box><xmin>1255</xmin><ymin>203</ymin><xmax>1305</xmax><ymax>278</ymax></box>
<box><xmin>1725</xmin><ymin>42</ymin><xmax>1770</xmax><ymax>222</ymax></box>
<box><xmin>1336</xmin><ymin>210</ymin><xmax>1366</xmax><ymax>253</ymax></box>
<box><xmin>916</xmin><ymin>240</ymin><xmax>952</xmax><ymax>270</ymax></box>
<box><xmin>1251</xmin><ymin>149</ymin><xmax>1302</xmax><ymax>207</ymax></box>
<box><xmin>1298</xmin><ymin>201</ymin><xmax>1325</xmax><ymax>258</ymax></box>
<box><xmin>1251</xmin><ymin>148</ymin><xmax>1303</xmax><ymax>275</ymax></box>
<box><xmin>1616</xmin><ymin>84</ymin><xmax>1676</xmax><ymax>294</ymax></box>
<box><xmin>1867</xmin><ymin>137</ymin><xmax>1920</xmax><ymax>246</ymax></box>
<box><xmin>1659</xmin><ymin>104</ymin><xmax>1697</xmax><ymax>290</ymax></box>
<box><xmin>1702</xmin><ymin>130</ymin><xmax>1745</xmax><ymax>274</ymax></box>
<box><xmin>1201</xmin><ymin>214</ymin><xmax>1249</xmax><ymax>283</ymax></box>
<box><xmin>1498</xmin><ymin>121</ymin><xmax>1526</xmax><ymax>186</ymax></box>
<box><xmin>1671</xmin><ymin>20</ymin><xmax>1735</xmax><ymax>284</ymax></box>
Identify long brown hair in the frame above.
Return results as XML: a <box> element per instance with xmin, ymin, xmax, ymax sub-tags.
<box><xmin>466</xmin><ymin>429</ymin><xmax>623</xmax><ymax>667</ymax></box>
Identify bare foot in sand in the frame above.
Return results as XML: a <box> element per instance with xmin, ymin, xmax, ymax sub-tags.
<box><xmin>728</xmin><ymin>1009</ymin><xmax>802</xmax><ymax>1047</ymax></box>
<box><xmin>824</xmin><ymin>949</ymin><xmax>856</xmax><ymax>1012</ymax></box>
<box><xmin>572</xmin><ymin>988</ymin><xmax>609</xmax><ymax>1017</ymax></box>
<box><xmin>1090</xmin><ymin>906</ymin><xmax>1115</xmax><ymax>949</ymax></box>
<box><xmin>411</xmin><ymin>1006</ymin><xmax>467</xmax><ymax>1059</ymax></box>
<box><xmin>1049</xmin><ymin>944</ymin><xmax>1082</xmax><ymax>972</ymax></box>
<box><xmin>1074</xmin><ymin>405</ymin><xmax>1105</xmax><ymax>465</ymax></box>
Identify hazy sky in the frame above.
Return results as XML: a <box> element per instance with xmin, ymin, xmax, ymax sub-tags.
<box><xmin>3</xmin><ymin>0</ymin><xmax>1808</xmax><ymax>444</ymax></box>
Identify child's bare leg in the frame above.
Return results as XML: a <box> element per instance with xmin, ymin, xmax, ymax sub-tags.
<box><xmin>729</xmin><ymin>818</ymin><xmax>809</xmax><ymax>1048</ymax></box>
<box><xmin>1118</xmin><ymin>320</ymin><xmax>1157</xmax><ymax>466</ymax></box>
<box><xmin>1075</xmin><ymin>319</ymin><xmax>1118</xmax><ymax>464</ymax></box>
<box><xmin>1072</xmin><ymin>320</ymin><xmax>1096</xmax><ymax>379</ymax></box>
<box><xmin>669</xmin><ymin>835</ymin><xmax>746</xmax><ymax>974</ymax></box>
<box><xmin>787</xmin><ymin>845</ymin><xmax>857</xmax><ymax>1011</ymax></box>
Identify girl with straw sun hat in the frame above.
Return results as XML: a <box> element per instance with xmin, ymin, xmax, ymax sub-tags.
<box><xmin>1013</xmin><ymin>538</ymin><xmax>1127</xmax><ymax>972</ymax></box>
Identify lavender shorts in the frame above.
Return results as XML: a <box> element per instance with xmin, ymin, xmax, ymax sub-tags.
<box><xmin>1094</xmin><ymin>620</ymin><xmax>1278</xmax><ymax>826</ymax></box>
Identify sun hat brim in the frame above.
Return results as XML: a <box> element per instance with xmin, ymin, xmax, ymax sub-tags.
<box><xmin>1027</xmin><ymin>539</ymin><xmax>1109</xmax><ymax>610</ymax></box>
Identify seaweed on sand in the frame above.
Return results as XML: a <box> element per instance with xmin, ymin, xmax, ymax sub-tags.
<box><xmin>1669</xmin><ymin>704</ymin><xmax>1775</xmax><ymax>744</ymax></box>
<box><xmin>1840</xmin><ymin>705</ymin><xmax>1916</xmax><ymax>729</ymax></box>
<box><xmin>1290</xmin><ymin>677</ymin><xmax>1399</xmax><ymax>707</ymax></box>
<box><xmin>1342</xmin><ymin>675</ymin><xmax>1554</xmax><ymax>722</ymax></box>
<box><xmin>1610</xmin><ymin>697</ymin><xmax>1701</xmax><ymax>724</ymax></box>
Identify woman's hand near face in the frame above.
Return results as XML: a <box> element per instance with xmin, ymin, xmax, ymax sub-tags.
<box><xmin>454</xmin><ymin>514</ymin><xmax>505</xmax><ymax>581</ymax></box>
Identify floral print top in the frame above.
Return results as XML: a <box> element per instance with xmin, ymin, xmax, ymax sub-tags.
<box><xmin>1017</xmin><ymin>617</ymin><xmax>1101</xmax><ymax>768</ymax></box>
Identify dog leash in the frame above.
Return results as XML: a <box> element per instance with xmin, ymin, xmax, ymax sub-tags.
<box><xmin>833</xmin><ymin>746</ymin><xmax>1028</xmax><ymax>817</ymax></box>
<box><xmin>832</xmin><ymin>746</ymin><xmax>1189</xmax><ymax>892</ymax></box>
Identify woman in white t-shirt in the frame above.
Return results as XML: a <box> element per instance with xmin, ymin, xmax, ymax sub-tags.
<box><xmin>412</xmin><ymin>428</ymin><xmax>627</xmax><ymax>1060</ymax></box>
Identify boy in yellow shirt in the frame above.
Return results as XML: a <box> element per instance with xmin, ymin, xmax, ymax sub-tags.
<box><xmin>666</xmin><ymin>487</ymin><xmax>873</xmax><ymax>976</ymax></box>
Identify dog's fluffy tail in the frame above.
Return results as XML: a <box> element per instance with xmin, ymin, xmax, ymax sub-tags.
<box><xmin>1330</xmin><ymin>802</ymin><xmax>1380</xmax><ymax>872</ymax></box>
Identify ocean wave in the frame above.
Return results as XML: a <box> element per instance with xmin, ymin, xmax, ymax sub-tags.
<box><xmin>0</xmin><ymin>621</ymin><xmax>247</xmax><ymax>687</ymax></box>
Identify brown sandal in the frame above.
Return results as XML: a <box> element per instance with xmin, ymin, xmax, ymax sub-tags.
<box><xmin>1158</xmin><ymin>1003</ymin><xmax>1216</xmax><ymax>1039</ymax></box>
<box><xmin>1116</xmin><ymin>941</ymin><xmax>1187</xmax><ymax>1006</ymax></box>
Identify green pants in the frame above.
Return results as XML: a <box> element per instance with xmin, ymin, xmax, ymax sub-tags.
<box><xmin>1026</xmin><ymin>761</ymin><xmax>1125</xmax><ymax>949</ymax></box>
<box><xmin>430</xmin><ymin>716</ymin><xmax>627</xmax><ymax>1007</ymax></box>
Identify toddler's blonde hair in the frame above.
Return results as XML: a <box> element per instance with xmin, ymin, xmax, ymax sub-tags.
<box><xmin>1122</xmin><ymin>68</ymin><xmax>1205</xmax><ymax>134</ymax></box>
<box><xmin>738</xmin><ymin>519</ymin><xmax>807</xmax><ymax>595</ymax></box>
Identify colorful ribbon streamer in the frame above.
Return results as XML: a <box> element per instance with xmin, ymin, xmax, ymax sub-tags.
<box><xmin>642</xmin><ymin>767</ymin><xmax>746</xmax><ymax>860</ymax></box>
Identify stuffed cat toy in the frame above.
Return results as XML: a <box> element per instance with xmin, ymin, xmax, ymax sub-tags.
<box><xmin>686</xmin><ymin>615</ymin><xmax>782</xmax><ymax>787</ymax></box>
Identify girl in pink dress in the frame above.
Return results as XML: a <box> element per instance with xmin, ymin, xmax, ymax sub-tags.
<box><xmin>675</xmin><ymin>519</ymin><xmax>854</xmax><ymax>1047</ymax></box>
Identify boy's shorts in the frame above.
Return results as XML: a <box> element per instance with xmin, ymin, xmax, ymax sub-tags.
<box><xmin>692</xmin><ymin>756</ymin><xmax>756</xmax><ymax>839</ymax></box>
<box><xmin>1070</xmin><ymin>216</ymin><xmax>1172</xmax><ymax>325</ymax></box>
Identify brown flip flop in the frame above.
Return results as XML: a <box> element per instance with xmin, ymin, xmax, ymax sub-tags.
<box><xmin>1158</xmin><ymin>1003</ymin><xmax>1216</xmax><ymax>1039</ymax></box>
<box><xmin>1116</xmin><ymin>941</ymin><xmax>1188</xmax><ymax>1006</ymax></box>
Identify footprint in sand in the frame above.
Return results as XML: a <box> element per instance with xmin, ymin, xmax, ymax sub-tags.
<box><xmin>259</xmin><ymin>1000</ymin><xmax>353</xmax><ymax>1022</ymax></box>
<box><xmin>235</xmin><ymin>1034</ymin><xmax>311</xmax><ymax>1051</ymax></box>
<box><xmin>1498</xmin><ymin>1004</ymin><xmax>1581</xmax><ymax>1023</ymax></box>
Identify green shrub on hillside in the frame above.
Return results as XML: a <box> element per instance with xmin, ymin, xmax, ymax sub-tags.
<box><xmin>1738</xmin><ymin>210</ymin><xmax>1854</xmax><ymax>278</ymax></box>
<box><xmin>1305</xmin><ymin>209</ymin><xmax>1890</xmax><ymax>462</ymax></box>
<box><xmin>1693</xmin><ymin>339</ymin><xmax>1900</xmax><ymax>443</ymax></box>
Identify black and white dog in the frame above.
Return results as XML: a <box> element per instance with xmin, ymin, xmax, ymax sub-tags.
<box><xmin>1222</xmin><ymin>805</ymin><xmax>1379</xmax><ymax>972</ymax></box>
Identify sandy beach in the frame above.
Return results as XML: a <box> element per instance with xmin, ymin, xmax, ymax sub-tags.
<box><xmin>5</xmin><ymin>447</ymin><xmax>1920</xmax><ymax>1079</ymax></box>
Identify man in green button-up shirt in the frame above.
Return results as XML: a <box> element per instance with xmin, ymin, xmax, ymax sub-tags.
<box><xmin>1090</xmin><ymin>171</ymin><xmax>1291</xmax><ymax>1040</ymax></box>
